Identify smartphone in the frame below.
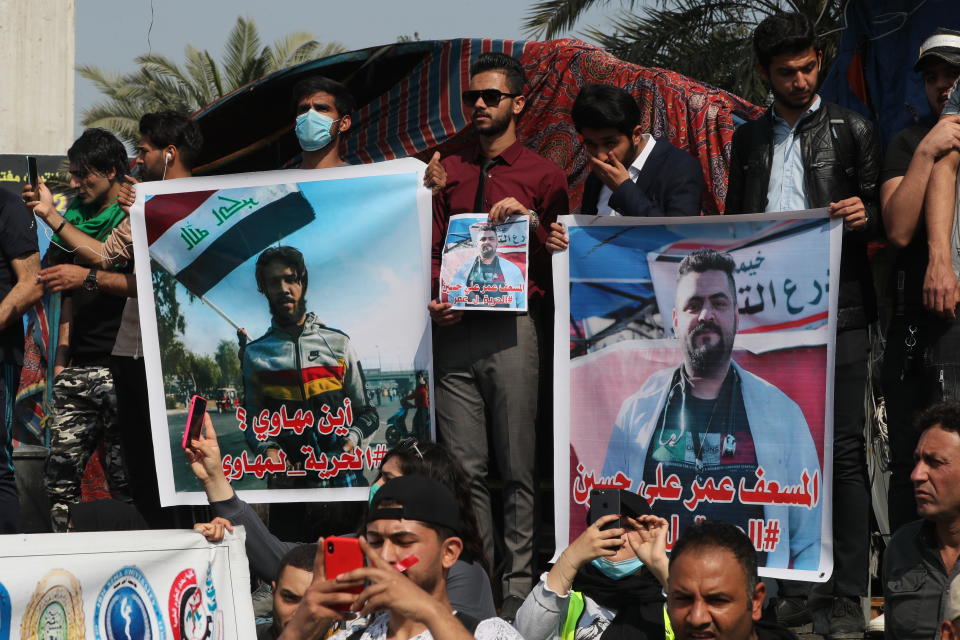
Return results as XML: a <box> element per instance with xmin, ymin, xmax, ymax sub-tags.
<box><xmin>26</xmin><ymin>156</ymin><xmax>39</xmax><ymax>191</ymax></box>
<box><xmin>589</xmin><ymin>489</ymin><xmax>621</xmax><ymax>531</ymax></box>
<box><xmin>181</xmin><ymin>395</ymin><xmax>207</xmax><ymax>449</ymax></box>
<box><xmin>324</xmin><ymin>537</ymin><xmax>364</xmax><ymax>609</ymax></box>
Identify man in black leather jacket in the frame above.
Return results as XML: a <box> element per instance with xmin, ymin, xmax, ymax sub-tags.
<box><xmin>725</xmin><ymin>12</ymin><xmax>879</xmax><ymax>640</ymax></box>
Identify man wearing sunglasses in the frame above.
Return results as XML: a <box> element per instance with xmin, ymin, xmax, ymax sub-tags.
<box><xmin>427</xmin><ymin>51</ymin><xmax>569</xmax><ymax>620</ymax></box>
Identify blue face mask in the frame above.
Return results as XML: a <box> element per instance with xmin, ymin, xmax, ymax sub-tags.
<box><xmin>295</xmin><ymin>109</ymin><xmax>339</xmax><ymax>151</ymax></box>
<box><xmin>368</xmin><ymin>482</ymin><xmax>382</xmax><ymax>506</ymax></box>
<box><xmin>591</xmin><ymin>556</ymin><xmax>644</xmax><ymax>580</ymax></box>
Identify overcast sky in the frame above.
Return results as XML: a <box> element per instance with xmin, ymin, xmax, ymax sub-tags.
<box><xmin>75</xmin><ymin>0</ymin><xmax>617</xmax><ymax>135</ymax></box>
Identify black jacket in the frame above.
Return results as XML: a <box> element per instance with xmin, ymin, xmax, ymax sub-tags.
<box><xmin>581</xmin><ymin>136</ymin><xmax>705</xmax><ymax>217</ymax></box>
<box><xmin>725</xmin><ymin>100</ymin><xmax>880</xmax><ymax>329</ymax></box>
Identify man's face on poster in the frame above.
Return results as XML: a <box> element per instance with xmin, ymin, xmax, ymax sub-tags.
<box><xmin>261</xmin><ymin>261</ymin><xmax>307</xmax><ymax>326</ymax></box>
<box><xmin>673</xmin><ymin>269</ymin><xmax>738</xmax><ymax>376</ymax></box>
<box><xmin>478</xmin><ymin>229</ymin><xmax>499</xmax><ymax>260</ymax></box>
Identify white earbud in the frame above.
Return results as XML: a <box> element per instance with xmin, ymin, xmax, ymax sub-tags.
<box><xmin>165</xmin><ymin>152</ymin><xmax>172</xmax><ymax>163</ymax></box>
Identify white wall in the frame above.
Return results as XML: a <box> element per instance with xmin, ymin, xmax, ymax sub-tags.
<box><xmin>0</xmin><ymin>0</ymin><xmax>75</xmax><ymax>155</ymax></box>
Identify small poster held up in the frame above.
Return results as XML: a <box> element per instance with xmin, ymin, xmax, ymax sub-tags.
<box><xmin>439</xmin><ymin>213</ymin><xmax>528</xmax><ymax>312</ymax></box>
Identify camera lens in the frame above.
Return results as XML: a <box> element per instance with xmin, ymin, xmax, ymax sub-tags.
<box><xmin>327</xmin><ymin>542</ymin><xmax>334</xmax><ymax>553</ymax></box>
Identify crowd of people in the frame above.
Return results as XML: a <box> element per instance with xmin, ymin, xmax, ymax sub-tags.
<box><xmin>2</xmin><ymin>9</ymin><xmax>960</xmax><ymax>640</ymax></box>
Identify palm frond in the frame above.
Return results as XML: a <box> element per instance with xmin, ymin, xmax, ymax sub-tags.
<box><xmin>523</xmin><ymin>0</ymin><xmax>619</xmax><ymax>39</ymax></box>
<box><xmin>222</xmin><ymin>16</ymin><xmax>265</xmax><ymax>89</ymax></box>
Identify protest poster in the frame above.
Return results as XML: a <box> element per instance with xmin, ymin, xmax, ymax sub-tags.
<box><xmin>131</xmin><ymin>159</ymin><xmax>434</xmax><ymax>505</ymax></box>
<box><xmin>0</xmin><ymin>527</ymin><xmax>255</xmax><ymax>640</ymax></box>
<box><xmin>553</xmin><ymin>210</ymin><xmax>841</xmax><ymax>581</ymax></box>
<box><xmin>439</xmin><ymin>213</ymin><xmax>528</xmax><ymax>311</ymax></box>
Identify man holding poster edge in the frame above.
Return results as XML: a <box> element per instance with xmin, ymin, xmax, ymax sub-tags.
<box><xmin>725</xmin><ymin>12</ymin><xmax>879</xmax><ymax>635</ymax></box>
<box><xmin>428</xmin><ymin>51</ymin><xmax>569</xmax><ymax>616</ymax></box>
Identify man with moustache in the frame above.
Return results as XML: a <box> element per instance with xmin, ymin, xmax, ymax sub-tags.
<box><xmin>602</xmin><ymin>249</ymin><xmax>820</xmax><ymax>571</ymax></box>
<box><xmin>667</xmin><ymin>519</ymin><xmax>798</xmax><ymax>640</ymax></box>
<box><xmin>883</xmin><ymin>402</ymin><xmax>960</xmax><ymax>640</ymax></box>
<box><xmin>446</xmin><ymin>223</ymin><xmax>525</xmax><ymax>309</ymax></box>
<box><xmin>428</xmin><ymin>51</ymin><xmax>569</xmax><ymax>618</ymax></box>
<box><xmin>242</xmin><ymin>246</ymin><xmax>378</xmax><ymax>489</ymax></box>
<box><xmin>725</xmin><ymin>13</ymin><xmax>879</xmax><ymax>635</ymax></box>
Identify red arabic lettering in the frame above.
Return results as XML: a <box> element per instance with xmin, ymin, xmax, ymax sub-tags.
<box><xmin>639</xmin><ymin>463</ymin><xmax>683</xmax><ymax>505</ymax></box>
<box><xmin>316</xmin><ymin>401</ymin><xmax>353</xmax><ymax>437</ymax></box>
<box><xmin>301</xmin><ymin>445</ymin><xmax>367</xmax><ymax>480</ymax></box>
<box><xmin>221</xmin><ymin>450</ymin><xmax>288</xmax><ymax>481</ymax></box>
<box><xmin>748</xmin><ymin>518</ymin><xmax>782</xmax><ymax>552</ymax></box>
<box><xmin>738</xmin><ymin>467</ymin><xmax>820</xmax><ymax>508</ymax></box>
<box><xmin>571</xmin><ymin>464</ymin><xmax>632</xmax><ymax>505</ymax></box>
<box><xmin>683</xmin><ymin>475</ymin><xmax>737</xmax><ymax>511</ymax></box>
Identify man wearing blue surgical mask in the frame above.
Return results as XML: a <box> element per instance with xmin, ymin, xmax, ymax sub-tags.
<box><xmin>290</xmin><ymin>76</ymin><xmax>355</xmax><ymax>169</ymax></box>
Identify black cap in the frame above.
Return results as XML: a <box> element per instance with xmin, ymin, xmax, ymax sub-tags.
<box><xmin>619</xmin><ymin>490</ymin><xmax>654</xmax><ymax>518</ymax></box>
<box><xmin>915</xmin><ymin>31</ymin><xmax>960</xmax><ymax>72</ymax></box>
<box><xmin>367</xmin><ymin>475</ymin><xmax>462</xmax><ymax>534</ymax></box>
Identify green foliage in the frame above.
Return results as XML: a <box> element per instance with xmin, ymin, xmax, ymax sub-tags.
<box><xmin>78</xmin><ymin>15</ymin><xmax>346</xmax><ymax>145</ymax></box>
<box><xmin>522</xmin><ymin>0</ymin><xmax>844</xmax><ymax>105</ymax></box>
<box><xmin>214</xmin><ymin>339</ymin><xmax>243</xmax><ymax>390</ymax></box>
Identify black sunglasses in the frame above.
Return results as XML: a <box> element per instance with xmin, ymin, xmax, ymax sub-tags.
<box><xmin>461</xmin><ymin>89</ymin><xmax>520</xmax><ymax>106</ymax></box>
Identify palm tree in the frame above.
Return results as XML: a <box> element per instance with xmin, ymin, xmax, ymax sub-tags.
<box><xmin>78</xmin><ymin>16</ymin><xmax>346</xmax><ymax>144</ymax></box>
<box><xmin>522</xmin><ymin>0</ymin><xmax>843</xmax><ymax>105</ymax></box>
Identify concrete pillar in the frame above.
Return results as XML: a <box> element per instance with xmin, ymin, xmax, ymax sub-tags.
<box><xmin>0</xmin><ymin>0</ymin><xmax>76</xmax><ymax>155</ymax></box>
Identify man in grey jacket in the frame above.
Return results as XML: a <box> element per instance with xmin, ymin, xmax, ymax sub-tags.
<box><xmin>601</xmin><ymin>249</ymin><xmax>821</xmax><ymax>570</ymax></box>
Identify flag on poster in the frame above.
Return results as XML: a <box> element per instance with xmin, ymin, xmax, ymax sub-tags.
<box><xmin>439</xmin><ymin>213</ymin><xmax>528</xmax><ymax>311</ymax></box>
<box><xmin>146</xmin><ymin>184</ymin><xmax>316</xmax><ymax>297</ymax></box>
<box><xmin>0</xmin><ymin>528</ymin><xmax>255</xmax><ymax>640</ymax></box>
<box><xmin>553</xmin><ymin>210</ymin><xmax>840</xmax><ymax>582</ymax></box>
<box><xmin>133</xmin><ymin>160</ymin><xmax>434</xmax><ymax>506</ymax></box>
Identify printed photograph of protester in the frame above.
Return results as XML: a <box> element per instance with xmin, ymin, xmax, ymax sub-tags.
<box><xmin>133</xmin><ymin>160</ymin><xmax>433</xmax><ymax>504</ymax></box>
<box><xmin>554</xmin><ymin>212</ymin><xmax>840</xmax><ymax>580</ymax></box>
<box><xmin>439</xmin><ymin>213</ymin><xmax>528</xmax><ymax>311</ymax></box>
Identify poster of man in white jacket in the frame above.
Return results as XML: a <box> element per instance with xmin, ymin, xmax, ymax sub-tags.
<box><xmin>601</xmin><ymin>249</ymin><xmax>822</xmax><ymax>571</ymax></box>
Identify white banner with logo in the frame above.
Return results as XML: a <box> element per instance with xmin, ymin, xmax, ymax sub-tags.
<box><xmin>0</xmin><ymin>528</ymin><xmax>255</xmax><ymax>640</ymax></box>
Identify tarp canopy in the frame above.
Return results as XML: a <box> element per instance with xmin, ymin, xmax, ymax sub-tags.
<box><xmin>192</xmin><ymin>38</ymin><xmax>761</xmax><ymax>214</ymax></box>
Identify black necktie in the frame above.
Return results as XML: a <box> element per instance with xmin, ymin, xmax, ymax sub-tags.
<box><xmin>473</xmin><ymin>156</ymin><xmax>499</xmax><ymax>212</ymax></box>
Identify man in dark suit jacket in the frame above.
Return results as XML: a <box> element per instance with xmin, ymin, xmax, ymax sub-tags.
<box><xmin>547</xmin><ymin>84</ymin><xmax>705</xmax><ymax>250</ymax></box>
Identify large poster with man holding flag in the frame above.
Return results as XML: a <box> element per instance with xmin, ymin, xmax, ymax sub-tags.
<box><xmin>130</xmin><ymin>159</ymin><xmax>434</xmax><ymax>506</ymax></box>
<box><xmin>553</xmin><ymin>210</ymin><xmax>841</xmax><ymax>581</ymax></box>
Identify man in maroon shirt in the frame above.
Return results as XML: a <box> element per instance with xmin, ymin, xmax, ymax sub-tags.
<box><xmin>427</xmin><ymin>52</ymin><xmax>569</xmax><ymax>618</ymax></box>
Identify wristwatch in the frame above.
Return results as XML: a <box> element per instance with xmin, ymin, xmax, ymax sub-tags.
<box><xmin>82</xmin><ymin>268</ymin><xmax>99</xmax><ymax>292</ymax></box>
<box><xmin>527</xmin><ymin>209</ymin><xmax>540</xmax><ymax>230</ymax></box>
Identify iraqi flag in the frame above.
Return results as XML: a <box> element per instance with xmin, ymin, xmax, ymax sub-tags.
<box><xmin>145</xmin><ymin>183</ymin><xmax>315</xmax><ymax>296</ymax></box>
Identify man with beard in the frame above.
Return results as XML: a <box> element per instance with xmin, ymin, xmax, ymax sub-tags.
<box><xmin>447</xmin><ymin>224</ymin><xmax>524</xmax><ymax>309</ymax></box>
<box><xmin>725</xmin><ymin>13</ymin><xmax>878</xmax><ymax>636</ymax></box>
<box><xmin>427</xmin><ymin>52</ymin><xmax>569</xmax><ymax>619</ymax></box>
<box><xmin>601</xmin><ymin>249</ymin><xmax>820</xmax><ymax>571</ymax></box>
<box><xmin>242</xmin><ymin>246</ymin><xmax>378</xmax><ymax>488</ymax></box>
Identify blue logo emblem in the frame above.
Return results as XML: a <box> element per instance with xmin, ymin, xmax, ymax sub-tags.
<box><xmin>95</xmin><ymin>567</ymin><xmax>166</xmax><ymax>640</ymax></box>
<box><xmin>0</xmin><ymin>582</ymin><xmax>10</xmax><ymax>640</ymax></box>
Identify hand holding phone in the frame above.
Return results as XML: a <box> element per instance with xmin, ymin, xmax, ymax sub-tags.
<box><xmin>589</xmin><ymin>489</ymin><xmax>622</xmax><ymax>531</ymax></box>
<box><xmin>26</xmin><ymin>156</ymin><xmax>39</xmax><ymax>191</ymax></box>
<box><xmin>324</xmin><ymin>537</ymin><xmax>365</xmax><ymax>610</ymax></box>
<box><xmin>182</xmin><ymin>395</ymin><xmax>208</xmax><ymax>450</ymax></box>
